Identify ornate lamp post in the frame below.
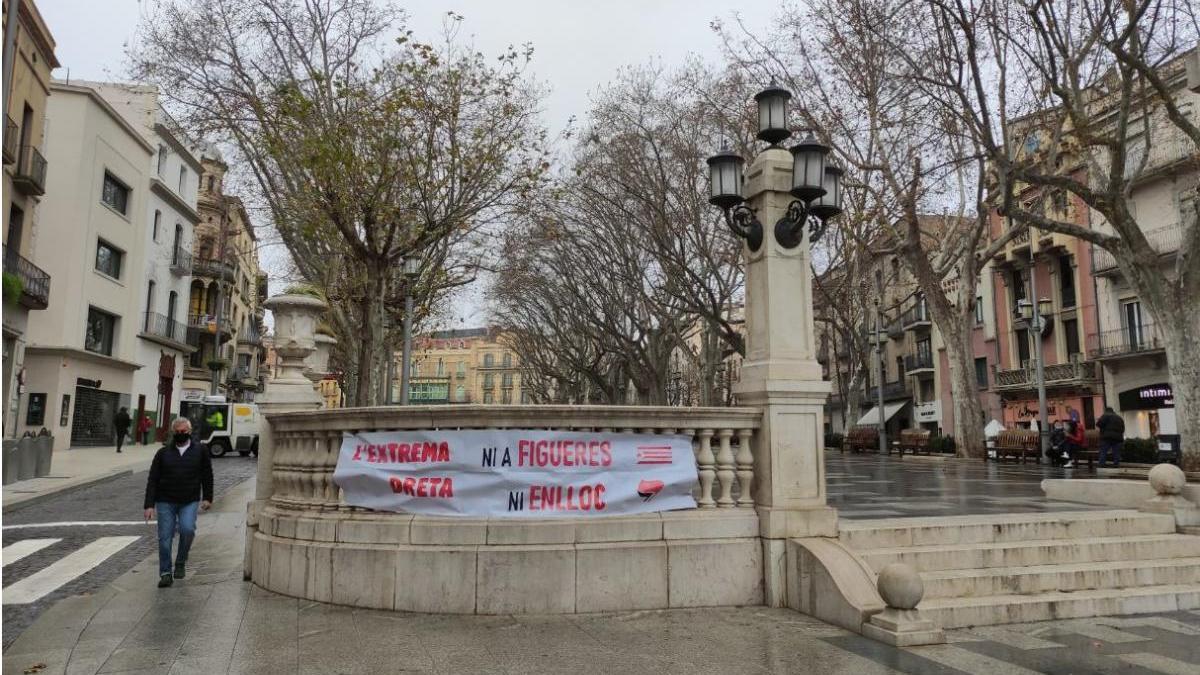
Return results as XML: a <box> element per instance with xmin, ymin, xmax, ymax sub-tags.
<box><xmin>704</xmin><ymin>84</ymin><xmax>847</xmax><ymax>601</ymax></box>
<box><xmin>1017</xmin><ymin>295</ymin><xmax>1054</xmax><ymax>456</ymax></box>
<box><xmin>398</xmin><ymin>256</ymin><xmax>421</xmax><ymax>405</ymax></box>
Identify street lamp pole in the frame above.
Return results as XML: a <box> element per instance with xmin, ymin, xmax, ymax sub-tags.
<box><xmin>398</xmin><ymin>256</ymin><xmax>421</xmax><ymax>406</ymax></box>
<box><xmin>1027</xmin><ymin>262</ymin><xmax>1050</xmax><ymax>457</ymax></box>
<box><xmin>874</xmin><ymin>298</ymin><xmax>887</xmax><ymax>455</ymax></box>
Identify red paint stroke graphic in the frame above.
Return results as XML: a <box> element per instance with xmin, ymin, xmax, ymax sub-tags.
<box><xmin>637</xmin><ymin>479</ymin><xmax>664</xmax><ymax>501</ymax></box>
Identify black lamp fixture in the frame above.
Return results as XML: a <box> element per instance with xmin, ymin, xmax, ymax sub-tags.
<box><xmin>707</xmin><ymin>83</ymin><xmax>844</xmax><ymax>251</ymax></box>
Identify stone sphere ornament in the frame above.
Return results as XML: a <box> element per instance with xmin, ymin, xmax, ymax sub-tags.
<box><xmin>877</xmin><ymin>563</ymin><xmax>924</xmax><ymax>610</ymax></box>
<box><xmin>1149</xmin><ymin>463</ymin><xmax>1186</xmax><ymax>496</ymax></box>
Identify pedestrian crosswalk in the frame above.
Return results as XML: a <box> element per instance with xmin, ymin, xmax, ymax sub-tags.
<box><xmin>2</xmin><ymin>535</ymin><xmax>140</xmax><ymax>605</ymax></box>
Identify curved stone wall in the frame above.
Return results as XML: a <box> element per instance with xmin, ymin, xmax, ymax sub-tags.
<box><xmin>252</xmin><ymin>507</ymin><xmax>764</xmax><ymax>613</ymax></box>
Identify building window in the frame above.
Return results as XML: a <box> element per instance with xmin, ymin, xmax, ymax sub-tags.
<box><xmin>974</xmin><ymin>357</ymin><xmax>988</xmax><ymax>388</ymax></box>
<box><xmin>1059</xmin><ymin>255</ymin><xmax>1076</xmax><ymax>308</ymax></box>
<box><xmin>503</xmin><ymin>352</ymin><xmax>512</xmax><ymax>367</ymax></box>
<box><xmin>502</xmin><ymin>373</ymin><xmax>513</xmax><ymax>388</ymax></box>
<box><xmin>101</xmin><ymin>172</ymin><xmax>131</xmax><ymax>215</ymax></box>
<box><xmin>153</xmin><ymin>210</ymin><xmax>161</xmax><ymax>241</ymax></box>
<box><xmin>456</xmin><ymin>361</ymin><xmax>465</xmax><ymax>376</ymax></box>
<box><xmin>974</xmin><ymin>294</ymin><xmax>984</xmax><ymax>325</ymax></box>
<box><xmin>144</xmin><ymin>280</ymin><xmax>156</xmax><ymax>329</ymax></box>
<box><xmin>483</xmin><ymin>373</ymin><xmax>494</xmax><ymax>389</ymax></box>
<box><xmin>411</xmin><ymin>362</ymin><xmax>419</xmax><ymax>377</ymax></box>
<box><xmin>501</xmin><ymin>389</ymin><xmax>512</xmax><ymax>404</ymax></box>
<box><xmin>157</xmin><ymin>145</ymin><xmax>168</xmax><ymax>176</ymax></box>
<box><xmin>483</xmin><ymin>353</ymin><xmax>495</xmax><ymax>368</ymax></box>
<box><xmin>1063</xmin><ymin>318</ymin><xmax>1080</xmax><ymax>358</ymax></box>
<box><xmin>207</xmin><ymin>175</ymin><xmax>214</xmax><ymax>191</ymax></box>
<box><xmin>95</xmin><ymin>240</ymin><xmax>124</xmax><ymax>278</ymax></box>
<box><xmin>1122</xmin><ymin>300</ymin><xmax>1144</xmax><ymax>348</ymax></box>
<box><xmin>1010</xmin><ymin>270</ymin><xmax>1026</xmax><ymax>313</ymax></box>
<box><xmin>483</xmin><ymin>391</ymin><xmax>494</xmax><ymax>404</ymax></box>
<box><xmin>1015</xmin><ymin>328</ymin><xmax>1030</xmax><ymax>366</ymax></box>
<box><xmin>521</xmin><ymin>391</ymin><xmax>530</xmax><ymax>404</ymax></box>
<box><xmin>167</xmin><ymin>291</ymin><xmax>178</xmax><ymax>324</ymax></box>
<box><xmin>456</xmin><ymin>385</ymin><xmax>466</xmax><ymax>402</ymax></box>
<box><xmin>85</xmin><ymin>307</ymin><xmax>117</xmax><ymax>356</ymax></box>
<box><xmin>436</xmin><ymin>359</ymin><xmax>444</xmax><ymax>376</ymax></box>
<box><xmin>178</xmin><ymin>166</ymin><xmax>187</xmax><ymax>194</ymax></box>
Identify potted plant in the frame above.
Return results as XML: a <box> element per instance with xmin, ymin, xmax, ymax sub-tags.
<box><xmin>206</xmin><ymin>358</ymin><xmax>231</xmax><ymax>372</ymax></box>
<box><xmin>2</xmin><ymin>272</ymin><xmax>23</xmax><ymax>304</ymax></box>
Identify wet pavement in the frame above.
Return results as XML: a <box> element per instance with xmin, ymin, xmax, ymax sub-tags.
<box><xmin>826</xmin><ymin>452</ymin><xmax>1103</xmax><ymax>519</ymax></box>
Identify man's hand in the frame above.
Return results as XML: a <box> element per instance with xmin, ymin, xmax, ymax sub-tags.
<box><xmin>201</xmin><ymin>500</ymin><xmax>212</xmax><ymax>512</ymax></box>
<box><xmin>144</xmin><ymin>507</ymin><xmax>154</xmax><ymax>521</ymax></box>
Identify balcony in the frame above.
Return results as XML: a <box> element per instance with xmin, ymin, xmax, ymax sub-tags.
<box><xmin>3</xmin><ymin>116</ymin><xmax>16</xmax><ymax>164</ymax></box>
<box><xmin>192</xmin><ymin>257</ymin><xmax>237</xmax><ymax>283</ymax></box>
<box><xmin>2</xmin><ymin>244</ymin><xmax>51</xmax><ymax>309</ymax></box>
<box><xmin>13</xmin><ymin>146</ymin><xmax>47</xmax><ymax>196</ymax></box>
<box><xmin>862</xmin><ymin>327</ymin><xmax>889</xmax><ymax>345</ymax></box>
<box><xmin>169</xmin><ymin>247</ymin><xmax>192</xmax><ymax>276</ymax></box>
<box><xmin>187</xmin><ymin>312</ymin><xmax>234</xmax><ymax>343</ymax></box>
<box><xmin>1091</xmin><ymin>225</ymin><xmax>1182</xmax><ymax>276</ymax></box>
<box><xmin>993</xmin><ymin>359</ymin><xmax>1099</xmax><ymax>392</ymax></box>
<box><xmin>237</xmin><ymin>327</ymin><xmax>263</xmax><ymax>346</ymax></box>
<box><xmin>904</xmin><ymin>353</ymin><xmax>936</xmax><ymax>374</ymax></box>
<box><xmin>863</xmin><ymin>380</ymin><xmax>911</xmax><ymax>401</ymax></box>
<box><xmin>1088</xmin><ymin>324</ymin><xmax>1164</xmax><ymax>361</ymax></box>
<box><xmin>901</xmin><ymin>302</ymin><xmax>931</xmax><ymax>331</ymax></box>
<box><xmin>139</xmin><ymin>311</ymin><xmax>192</xmax><ymax>350</ymax></box>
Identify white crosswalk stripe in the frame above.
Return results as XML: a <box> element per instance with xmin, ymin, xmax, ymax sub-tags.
<box><xmin>2</xmin><ymin>536</ymin><xmax>140</xmax><ymax>605</ymax></box>
<box><xmin>1</xmin><ymin>539</ymin><xmax>63</xmax><ymax>566</ymax></box>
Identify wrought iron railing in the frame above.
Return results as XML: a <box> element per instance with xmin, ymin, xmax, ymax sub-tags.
<box><xmin>2</xmin><ymin>244</ymin><xmax>51</xmax><ymax>309</ymax></box>
<box><xmin>169</xmin><ymin>247</ymin><xmax>192</xmax><ymax>275</ymax></box>
<box><xmin>994</xmin><ymin>360</ymin><xmax>1098</xmax><ymax>389</ymax></box>
<box><xmin>1091</xmin><ymin>226</ymin><xmax>1182</xmax><ymax>273</ymax></box>
<box><xmin>904</xmin><ymin>353</ymin><xmax>935</xmax><ymax>371</ymax></box>
<box><xmin>2</xmin><ymin>116</ymin><xmax>16</xmax><ymax>164</ymax></box>
<box><xmin>901</xmin><ymin>302</ymin><xmax>930</xmax><ymax>329</ymax></box>
<box><xmin>141</xmin><ymin>311</ymin><xmax>189</xmax><ymax>344</ymax></box>
<box><xmin>193</xmin><ymin>257</ymin><xmax>237</xmax><ymax>281</ymax></box>
<box><xmin>1088</xmin><ymin>323</ymin><xmax>1163</xmax><ymax>359</ymax></box>
<box><xmin>13</xmin><ymin>145</ymin><xmax>46</xmax><ymax>195</ymax></box>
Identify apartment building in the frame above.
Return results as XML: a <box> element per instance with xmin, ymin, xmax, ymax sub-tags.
<box><xmin>83</xmin><ymin>82</ymin><xmax>202</xmax><ymax>443</ymax></box>
<box><xmin>20</xmin><ymin>82</ymin><xmax>154</xmax><ymax>450</ymax></box>
<box><xmin>1083</xmin><ymin>53</ymin><xmax>1197</xmax><ymax>439</ymax></box>
<box><xmin>2</xmin><ymin>0</ymin><xmax>57</xmax><ymax>437</ymax></box>
<box><xmin>400</xmin><ymin>327</ymin><xmax>526</xmax><ymax>404</ymax></box>
<box><xmin>181</xmin><ymin>149</ymin><xmax>266</xmax><ymax>403</ymax></box>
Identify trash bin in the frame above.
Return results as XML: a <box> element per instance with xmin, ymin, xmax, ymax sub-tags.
<box><xmin>2</xmin><ymin>440</ymin><xmax>18</xmax><ymax>485</ymax></box>
<box><xmin>1156</xmin><ymin>434</ymin><xmax>1181</xmax><ymax>465</ymax></box>
<box><xmin>34</xmin><ymin>433</ymin><xmax>53</xmax><ymax>477</ymax></box>
<box><xmin>16</xmin><ymin>436</ymin><xmax>37</xmax><ymax>481</ymax></box>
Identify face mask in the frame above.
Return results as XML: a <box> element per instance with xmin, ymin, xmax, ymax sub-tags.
<box><xmin>173</xmin><ymin>432</ymin><xmax>191</xmax><ymax>445</ymax></box>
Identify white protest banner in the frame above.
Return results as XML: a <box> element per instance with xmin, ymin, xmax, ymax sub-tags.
<box><xmin>332</xmin><ymin>429</ymin><xmax>698</xmax><ymax>517</ymax></box>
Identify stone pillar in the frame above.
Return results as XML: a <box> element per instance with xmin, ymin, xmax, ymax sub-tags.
<box><xmin>244</xmin><ymin>293</ymin><xmax>326</xmax><ymax>579</ymax></box>
<box><xmin>733</xmin><ymin>147</ymin><xmax>837</xmax><ymax>605</ymax></box>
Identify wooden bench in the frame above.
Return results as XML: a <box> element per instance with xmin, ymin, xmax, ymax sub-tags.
<box><xmin>897</xmin><ymin>429</ymin><xmax>932</xmax><ymax>456</ymax></box>
<box><xmin>990</xmin><ymin>429</ymin><xmax>1039</xmax><ymax>463</ymax></box>
<box><xmin>845</xmin><ymin>426</ymin><xmax>880</xmax><ymax>453</ymax></box>
<box><xmin>1076</xmin><ymin>430</ymin><xmax>1100</xmax><ymax>470</ymax></box>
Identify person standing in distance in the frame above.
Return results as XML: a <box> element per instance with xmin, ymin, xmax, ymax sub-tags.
<box><xmin>113</xmin><ymin>407</ymin><xmax>131</xmax><ymax>453</ymax></box>
<box><xmin>1096</xmin><ymin>406</ymin><xmax>1126</xmax><ymax>468</ymax></box>
<box><xmin>144</xmin><ymin>417</ymin><xmax>213</xmax><ymax>588</ymax></box>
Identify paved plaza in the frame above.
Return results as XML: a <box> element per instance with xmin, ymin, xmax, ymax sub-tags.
<box><xmin>3</xmin><ymin>456</ymin><xmax>1199</xmax><ymax>673</ymax></box>
<box><xmin>827</xmin><ymin>452</ymin><xmax>1103</xmax><ymax>519</ymax></box>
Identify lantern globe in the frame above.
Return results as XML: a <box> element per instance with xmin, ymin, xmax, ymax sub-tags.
<box><xmin>1017</xmin><ymin>298</ymin><xmax>1033</xmax><ymax>322</ymax></box>
<box><xmin>706</xmin><ymin>148</ymin><xmax>746</xmax><ymax>210</ymax></box>
<box><xmin>789</xmin><ymin>133</ymin><xmax>829</xmax><ymax>202</ymax></box>
<box><xmin>809</xmin><ymin>164</ymin><xmax>844</xmax><ymax>219</ymax></box>
<box><xmin>753</xmin><ymin>84</ymin><xmax>793</xmax><ymax>145</ymax></box>
<box><xmin>1037</xmin><ymin>297</ymin><xmax>1053</xmax><ymax>318</ymax></box>
<box><xmin>403</xmin><ymin>257</ymin><xmax>421</xmax><ymax>279</ymax></box>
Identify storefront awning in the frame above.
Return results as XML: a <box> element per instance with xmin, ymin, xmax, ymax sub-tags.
<box><xmin>856</xmin><ymin>401</ymin><xmax>908</xmax><ymax>427</ymax></box>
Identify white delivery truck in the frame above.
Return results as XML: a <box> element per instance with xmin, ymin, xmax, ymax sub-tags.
<box><xmin>179</xmin><ymin>396</ymin><xmax>261</xmax><ymax>457</ymax></box>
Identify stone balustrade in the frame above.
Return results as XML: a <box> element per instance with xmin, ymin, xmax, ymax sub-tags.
<box><xmin>264</xmin><ymin>404</ymin><xmax>762</xmax><ymax>513</ymax></box>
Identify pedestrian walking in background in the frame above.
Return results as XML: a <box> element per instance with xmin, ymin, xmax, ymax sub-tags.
<box><xmin>137</xmin><ymin>413</ymin><xmax>153</xmax><ymax>445</ymax></box>
<box><xmin>113</xmin><ymin>407</ymin><xmax>131</xmax><ymax>453</ymax></box>
<box><xmin>1096</xmin><ymin>406</ymin><xmax>1126</xmax><ymax>468</ymax></box>
<box><xmin>143</xmin><ymin>417</ymin><xmax>213</xmax><ymax>588</ymax></box>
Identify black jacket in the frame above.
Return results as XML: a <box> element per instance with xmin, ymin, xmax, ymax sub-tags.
<box><xmin>144</xmin><ymin>442</ymin><xmax>214</xmax><ymax>508</ymax></box>
<box><xmin>1096</xmin><ymin>412</ymin><xmax>1126</xmax><ymax>443</ymax></box>
<box><xmin>113</xmin><ymin>411</ymin><xmax>131</xmax><ymax>432</ymax></box>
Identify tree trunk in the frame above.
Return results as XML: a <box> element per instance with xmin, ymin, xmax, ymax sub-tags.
<box><xmin>1157</xmin><ymin>303</ymin><xmax>1200</xmax><ymax>471</ymax></box>
<box><xmin>354</xmin><ymin>260</ymin><xmax>387</xmax><ymax>406</ymax></box>
<box><xmin>942</xmin><ymin>321</ymin><xmax>986</xmax><ymax>458</ymax></box>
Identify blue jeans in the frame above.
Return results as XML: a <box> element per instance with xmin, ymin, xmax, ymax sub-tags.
<box><xmin>1099</xmin><ymin>440</ymin><xmax>1122</xmax><ymax>467</ymax></box>
<box><xmin>156</xmin><ymin>501</ymin><xmax>199</xmax><ymax>575</ymax></box>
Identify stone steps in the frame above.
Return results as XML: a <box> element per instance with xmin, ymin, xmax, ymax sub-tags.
<box><xmin>858</xmin><ymin>533</ymin><xmax>1200</xmax><ymax>572</ymax></box>
<box><xmin>839</xmin><ymin>510</ymin><xmax>1175</xmax><ymax>550</ymax></box>
<box><xmin>921</xmin><ymin>556</ymin><xmax>1200</xmax><ymax>598</ymax></box>
<box><xmin>842</xmin><ymin>510</ymin><xmax>1200</xmax><ymax>628</ymax></box>
<box><xmin>920</xmin><ymin>584</ymin><xmax>1200</xmax><ymax>629</ymax></box>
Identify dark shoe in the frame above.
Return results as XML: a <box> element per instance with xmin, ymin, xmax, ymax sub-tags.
<box><xmin>173</xmin><ymin>563</ymin><xmax>185</xmax><ymax>579</ymax></box>
<box><xmin>158</xmin><ymin>573</ymin><xmax>173</xmax><ymax>588</ymax></box>
<box><xmin>116</xmin><ymin>449</ymin><xmax>122</xmax><ymax>453</ymax></box>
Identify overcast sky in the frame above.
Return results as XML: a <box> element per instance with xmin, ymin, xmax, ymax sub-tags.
<box><xmin>37</xmin><ymin>0</ymin><xmax>780</xmax><ymax>326</ymax></box>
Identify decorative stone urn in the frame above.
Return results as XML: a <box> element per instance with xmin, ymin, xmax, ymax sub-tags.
<box><xmin>305</xmin><ymin>333</ymin><xmax>338</xmax><ymax>384</ymax></box>
<box><xmin>1141</xmin><ymin>463</ymin><xmax>1199</xmax><ymax>527</ymax></box>
<box><xmin>264</xmin><ymin>294</ymin><xmax>327</xmax><ymax>386</ymax></box>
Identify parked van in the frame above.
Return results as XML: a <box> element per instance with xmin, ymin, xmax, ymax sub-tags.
<box><xmin>180</xmin><ymin>396</ymin><xmax>261</xmax><ymax>457</ymax></box>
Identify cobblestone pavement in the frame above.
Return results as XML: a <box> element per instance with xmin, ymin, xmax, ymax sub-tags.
<box><xmin>1</xmin><ymin>455</ymin><xmax>258</xmax><ymax>649</ymax></box>
<box><xmin>826</xmin><ymin>452</ymin><xmax>1104</xmax><ymax>519</ymax></box>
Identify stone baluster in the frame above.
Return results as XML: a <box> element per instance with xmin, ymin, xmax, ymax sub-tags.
<box><xmin>696</xmin><ymin>429</ymin><xmax>716</xmax><ymax>508</ymax></box>
<box><xmin>715</xmin><ymin>428</ymin><xmax>736</xmax><ymax>507</ymax></box>
<box><xmin>323</xmin><ymin>431</ymin><xmax>341</xmax><ymax>509</ymax></box>
<box><xmin>736</xmin><ymin>428</ymin><xmax>754</xmax><ymax>507</ymax></box>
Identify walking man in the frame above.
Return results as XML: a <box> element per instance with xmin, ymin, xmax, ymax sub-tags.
<box><xmin>113</xmin><ymin>407</ymin><xmax>131</xmax><ymax>453</ymax></box>
<box><xmin>143</xmin><ymin>417</ymin><xmax>213</xmax><ymax>588</ymax></box>
<box><xmin>1096</xmin><ymin>406</ymin><xmax>1125</xmax><ymax>468</ymax></box>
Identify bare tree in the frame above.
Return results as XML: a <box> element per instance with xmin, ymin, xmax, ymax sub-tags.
<box><xmin>130</xmin><ymin>2</ymin><xmax>548</xmax><ymax>405</ymax></box>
